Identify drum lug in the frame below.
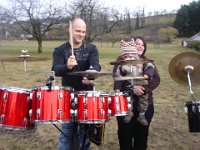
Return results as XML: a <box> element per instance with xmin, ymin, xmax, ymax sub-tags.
<box><xmin>29</xmin><ymin>109</ymin><xmax>32</xmax><ymax>118</ymax></box>
<box><xmin>70</xmin><ymin>109</ymin><xmax>74</xmax><ymax>116</ymax></box>
<box><xmin>115</xmin><ymin>92</ymin><xmax>120</xmax><ymax>96</ymax></box>
<box><xmin>84</xmin><ymin>109</ymin><xmax>87</xmax><ymax>118</ymax></box>
<box><xmin>70</xmin><ymin>109</ymin><xmax>77</xmax><ymax>118</ymax></box>
<box><xmin>108</xmin><ymin>109</ymin><xmax>112</xmax><ymax>117</ymax></box>
<box><xmin>71</xmin><ymin>97</ymin><xmax>77</xmax><ymax>109</ymax></box>
<box><xmin>115</xmin><ymin>97</ymin><xmax>120</xmax><ymax>113</ymax></box>
<box><xmin>37</xmin><ymin>92</ymin><xmax>41</xmax><ymax>100</ymax></box>
<box><xmin>74</xmin><ymin>97</ymin><xmax>78</xmax><ymax>104</ymax></box>
<box><xmin>0</xmin><ymin>114</ymin><xmax>5</xmax><ymax>123</ymax></box>
<box><xmin>115</xmin><ymin>97</ymin><xmax>119</xmax><ymax>103</ymax></box>
<box><xmin>71</xmin><ymin>93</ymin><xmax>74</xmax><ymax>100</ymax></box>
<box><xmin>74</xmin><ymin>109</ymin><xmax>77</xmax><ymax>117</ymax></box>
<box><xmin>83</xmin><ymin>97</ymin><xmax>87</xmax><ymax>104</ymax></box>
<box><xmin>37</xmin><ymin>109</ymin><xmax>40</xmax><ymax>119</ymax></box>
<box><xmin>101</xmin><ymin>97</ymin><xmax>105</xmax><ymax>103</ymax></box>
<box><xmin>24</xmin><ymin>117</ymin><xmax>28</xmax><ymax>127</ymax></box>
<box><xmin>29</xmin><ymin>92</ymin><xmax>33</xmax><ymax>100</ymax></box>
<box><xmin>3</xmin><ymin>92</ymin><xmax>8</xmax><ymax>101</ymax></box>
<box><xmin>58</xmin><ymin>91</ymin><xmax>62</xmax><ymax>99</ymax></box>
<box><xmin>27</xmin><ymin>95</ymin><xmax>31</xmax><ymax>103</ymax></box>
<box><xmin>128</xmin><ymin>104</ymin><xmax>132</xmax><ymax>111</ymax></box>
<box><xmin>101</xmin><ymin>109</ymin><xmax>105</xmax><ymax>117</ymax></box>
<box><xmin>127</xmin><ymin>97</ymin><xmax>131</xmax><ymax>103</ymax></box>
<box><xmin>58</xmin><ymin>109</ymin><xmax>62</xmax><ymax>119</ymax></box>
<box><xmin>116</xmin><ymin>105</ymin><xmax>120</xmax><ymax>112</ymax></box>
<box><xmin>108</xmin><ymin>97</ymin><xmax>111</xmax><ymax>104</ymax></box>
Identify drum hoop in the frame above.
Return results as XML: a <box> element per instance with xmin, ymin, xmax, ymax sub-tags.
<box><xmin>31</xmin><ymin>86</ymin><xmax>73</xmax><ymax>91</ymax></box>
<box><xmin>110</xmin><ymin>92</ymin><xmax>124</xmax><ymax>96</ymax></box>
<box><xmin>76</xmin><ymin>91</ymin><xmax>108</xmax><ymax>97</ymax></box>
<box><xmin>4</xmin><ymin>87</ymin><xmax>30</xmax><ymax>93</ymax></box>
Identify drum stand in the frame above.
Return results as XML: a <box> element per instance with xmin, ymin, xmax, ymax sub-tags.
<box><xmin>81</xmin><ymin>79</ymin><xmax>95</xmax><ymax>150</ymax></box>
<box><xmin>51</xmin><ymin>79</ymin><xmax>95</xmax><ymax>150</ymax></box>
<box><xmin>184</xmin><ymin>65</ymin><xmax>200</xmax><ymax>132</ymax></box>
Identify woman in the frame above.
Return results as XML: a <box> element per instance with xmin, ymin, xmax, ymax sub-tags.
<box><xmin>113</xmin><ymin>36</ymin><xmax>160</xmax><ymax>150</ymax></box>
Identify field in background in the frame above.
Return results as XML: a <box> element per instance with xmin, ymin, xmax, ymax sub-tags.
<box><xmin>0</xmin><ymin>40</ymin><xmax>200</xmax><ymax>150</ymax></box>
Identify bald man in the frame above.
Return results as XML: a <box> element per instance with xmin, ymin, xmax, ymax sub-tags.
<box><xmin>52</xmin><ymin>18</ymin><xmax>101</xmax><ymax>150</ymax></box>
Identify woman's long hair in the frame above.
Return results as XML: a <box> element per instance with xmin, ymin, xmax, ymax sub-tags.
<box><xmin>133</xmin><ymin>36</ymin><xmax>147</xmax><ymax>59</ymax></box>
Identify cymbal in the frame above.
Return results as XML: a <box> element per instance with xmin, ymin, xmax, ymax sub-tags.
<box><xmin>66</xmin><ymin>70</ymin><xmax>112</xmax><ymax>79</ymax></box>
<box><xmin>110</xmin><ymin>59</ymin><xmax>153</xmax><ymax>65</ymax></box>
<box><xmin>0</xmin><ymin>56</ymin><xmax>51</xmax><ymax>62</ymax></box>
<box><xmin>168</xmin><ymin>52</ymin><xmax>200</xmax><ymax>86</ymax></box>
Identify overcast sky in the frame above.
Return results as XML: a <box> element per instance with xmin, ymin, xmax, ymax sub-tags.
<box><xmin>1</xmin><ymin>0</ymin><xmax>198</xmax><ymax>13</ymax></box>
<box><xmin>101</xmin><ymin>0</ymin><xmax>198</xmax><ymax>13</ymax></box>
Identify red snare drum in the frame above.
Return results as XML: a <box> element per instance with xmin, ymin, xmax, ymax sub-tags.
<box><xmin>30</xmin><ymin>86</ymin><xmax>72</xmax><ymax>124</ymax></box>
<box><xmin>75</xmin><ymin>91</ymin><xmax>111</xmax><ymax>124</ymax></box>
<box><xmin>109</xmin><ymin>92</ymin><xmax>131</xmax><ymax>116</ymax></box>
<box><xmin>0</xmin><ymin>87</ymin><xmax>34</xmax><ymax>130</ymax></box>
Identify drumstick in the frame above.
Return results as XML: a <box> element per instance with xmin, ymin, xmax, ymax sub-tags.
<box><xmin>69</xmin><ymin>21</ymin><xmax>74</xmax><ymax>56</ymax></box>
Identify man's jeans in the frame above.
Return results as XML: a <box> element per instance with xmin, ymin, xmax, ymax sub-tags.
<box><xmin>58</xmin><ymin>122</ymin><xmax>90</xmax><ymax>150</ymax></box>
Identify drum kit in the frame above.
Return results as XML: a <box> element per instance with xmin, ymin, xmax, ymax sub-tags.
<box><xmin>0</xmin><ymin>58</ymin><xmax>150</xmax><ymax>131</ymax></box>
<box><xmin>168</xmin><ymin>52</ymin><xmax>200</xmax><ymax>132</ymax></box>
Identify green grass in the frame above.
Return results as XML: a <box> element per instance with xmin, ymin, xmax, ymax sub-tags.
<box><xmin>0</xmin><ymin>40</ymin><xmax>200</xmax><ymax>150</ymax></box>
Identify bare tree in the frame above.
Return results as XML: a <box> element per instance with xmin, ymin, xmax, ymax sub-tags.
<box><xmin>124</xmin><ymin>8</ymin><xmax>132</xmax><ymax>34</ymax></box>
<box><xmin>67</xmin><ymin>0</ymin><xmax>121</xmax><ymax>43</ymax></box>
<box><xmin>0</xmin><ymin>6</ymin><xmax>12</xmax><ymax>39</ymax></box>
<box><xmin>7</xmin><ymin>0</ymin><xmax>64</xmax><ymax>53</ymax></box>
<box><xmin>141</xmin><ymin>7</ymin><xmax>145</xmax><ymax>28</ymax></box>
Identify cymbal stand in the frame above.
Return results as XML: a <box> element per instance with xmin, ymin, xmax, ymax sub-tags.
<box><xmin>184</xmin><ymin>65</ymin><xmax>194</xmax><ymax>98</ymax></box>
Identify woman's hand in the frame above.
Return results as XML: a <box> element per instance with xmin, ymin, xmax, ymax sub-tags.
<box><xmin>133</xmin><ymin>85</ymin><xmax>145</xmax><ymax>96</ymax></box>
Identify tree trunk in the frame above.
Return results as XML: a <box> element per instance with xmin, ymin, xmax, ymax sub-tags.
<box><xmin>37</xmin><ymin>40</ymin><xmax>42</xmax><ymax>53</ymax></box>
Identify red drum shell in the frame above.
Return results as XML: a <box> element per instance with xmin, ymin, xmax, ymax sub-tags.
<box><xmin>30</xmin><ymin>86</ymin><xmax>72</xmax><ymax>124</ymax></box>
<box><xmin>76</xmin><ymin>91</ymin><xmax>110</xmax><ymax>124</ymax></box>
<box><xmin>109</xmin><ymin>92</ymin><xmax>129</xmax><ymax>116</ymax></box>
<box><xmin>0</xmin><ymin>87</ymin><xmax>34</xmax><ymax>130</ymax></box>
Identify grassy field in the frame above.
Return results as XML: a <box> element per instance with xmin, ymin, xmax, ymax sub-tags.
<box><xmin>0</xmin><ymin>40</ymin><xmax>200</xmax><ymax>150</ymax></box>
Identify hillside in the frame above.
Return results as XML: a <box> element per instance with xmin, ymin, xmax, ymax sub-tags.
<box><xmin>101</xmin><ymin>14</ymin><xmax>177</xmax><ymax>43</ymax></box>
<box><xmin>132</xmin><ymin>14</ymin><xmax>176</xmax><ymax>41</ymax></box>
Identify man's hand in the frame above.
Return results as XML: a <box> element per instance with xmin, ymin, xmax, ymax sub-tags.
<box><xmin>67</xmin><ymin>55</ymin><xmax>77</xmax><ymax>69</ymax></box>
<box><xmin>82</xmin><ymin>77</ymin><xmax>93</xmax><ymax>85</ymax></box>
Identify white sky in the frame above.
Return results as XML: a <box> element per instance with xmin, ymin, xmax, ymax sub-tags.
<box><xmin>101</xmin><ymin>0</ymin><xmax>198</xmax><ymax>13</ymax></box>
<box><xmin>0</xmin><ymin>0</ymin><xmax>198</xmax><ymax>13</ymax></box>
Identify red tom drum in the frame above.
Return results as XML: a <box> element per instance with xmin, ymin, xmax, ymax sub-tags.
<box><xmin>0</xmin><ymin>87</ymin><xmax>34</xmax><ymax>130</ymax></box>
<box><xmin>109</xmin><ymin>92</ymin><xmax>131</xmax><ymax>116</ymax></box>
<box><xmin>75</xmin><ymin>91</ymin><xmax>111</xmax><ymax>124</ymax></box>
<box><xmin>30</xmin><ymin>86</ymin><xmax>73</xmax><ymax>124</ymax></box>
